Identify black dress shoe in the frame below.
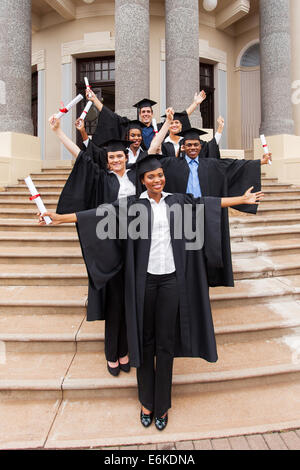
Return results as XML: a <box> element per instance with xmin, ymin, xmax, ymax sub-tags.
<box><xmin>119</xmin><ymin>362</ymin><xmax>130</xmax><ymax>373</ymax></box>
<box><xmin>140</xmin><ymin>410</ymin><xmax>153</xmax><ymax>428</ymax></box>
<box><xmin>155</xmin><ymin>414</ymin><xmax>168</xmax><ymax>431</ymax></box>
<box><xmin>107</xmin><ymin>362</ymin><xmax>120</xmax><ymax>377</ymax></box>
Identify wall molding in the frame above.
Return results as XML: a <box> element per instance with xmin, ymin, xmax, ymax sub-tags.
<box><xmin>32</xmin><ymin>49</ymin><xmax>46</xmax><ymax>71</ymax></box>
<box><xmin>62</xmin><ymin>31</ymin><xmax>115</xmax><ymax>64</ymax></box>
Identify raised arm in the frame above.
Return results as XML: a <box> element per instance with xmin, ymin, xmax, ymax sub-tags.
<box><xmin>75</xmin><ymin>118</ymin><xmax>89</xmax><ymax>144</ymax></box>
<box><xmin>148</xmin><ymin>108</ymin><xmax>174</xmax><ymax>154</ymax></box>
<box><xmin>49</xmin><ymin>115</ymin><xmax>81</xmax><ymax>158</ymax></box>
<box><xmin>85</xmin><ymin>88</ymin><xmax>103</xmax><ymax>112</ymax></box>
<box><xmin>221</xmin><ymin>187</ymin><xmax>264</xmax><ymax>208</ymax></box>
<box><xmin>38</xmin><ymin>211</ymin><xmax>77</xmax><ymax>225</ymax></box>
<box><xmin>186</xmin><ymin>90</ymin><xmax>206</xmax><ymax>116</ymax></box>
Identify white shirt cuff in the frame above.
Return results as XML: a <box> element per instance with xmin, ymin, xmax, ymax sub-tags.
<box><xmin>83</xmin><ymin>138</ymin><xmax>90</xmax><ymax>147</ymax></box>
<box><xmin>214</xmin><ymin>132</ymin><xmax>222</xmax><ymax>145</ymax></box>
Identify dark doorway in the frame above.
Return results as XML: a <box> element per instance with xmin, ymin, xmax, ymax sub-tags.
<box><xmin>76</xmin><ymin>56</ymin><xmax>115</xmax><ymax>144</ymax></box>
<box><xmin>199</xmin><ymin>63</ymin><xmax>215</xmax><ymax>130</ymax></box>
<box><xmin>32</xmin><ymin>71</ymin><xmax>38</xmax><ymax>137</ymax></box>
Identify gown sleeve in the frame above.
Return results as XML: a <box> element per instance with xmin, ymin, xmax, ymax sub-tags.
<box><xmin>76</xmin><ymin>205</ymin><xmax>124</xmax><ymax>290</ymax></box>
<box><xmin>199</xmin><ymin>138</ymin><xmax>221</xmax><ymax>159</ymax></box>
<box><xmin>184</xmin><ymin>194</ymin><xmax>223</xmax><ymax>269</ymax></box>
<box><xmin>217</xmin><ymin>158</ymin><xmax>261</xmax><ymax>214</ymax></box>
<box><xmin>56</xmin><ymin>143</ymin><xmax>101</xmax><ymax>214</ymax></box>
<box><xmin>92</xmin><ymin>105</ymin><xmax>130</xmax><ymax>146</ymax></box>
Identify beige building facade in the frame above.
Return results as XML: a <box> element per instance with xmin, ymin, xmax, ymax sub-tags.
<box><xmin>1</xmin><ymin>0</ymin><xmax>300</xmax><ymax>185</ymax></box>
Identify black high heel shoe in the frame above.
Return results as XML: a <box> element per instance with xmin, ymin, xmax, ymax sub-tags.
<box><xmin>155</xmin><ymin>414</ymin><xmax>168</xmax><ymax>431</ymax></box>
<box><xmin>140</xmin><ymin>409</ymin><xmax>153</xmax><ymax>428</ymax></box>
<box><xmin>119</xmin><ymin>361</ymin><xmax>130</xmax><ymax>373</ymax></box>
<box><xmin>107</xmin><ymin>362</ymin><xmax>120</xmax><ymax>377</ymax></box>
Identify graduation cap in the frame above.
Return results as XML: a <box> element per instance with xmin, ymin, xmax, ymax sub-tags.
<box><xmin>177</xmin><ymin>127</ymin><xmax>208</xmax><ymax>141</ymax></box>
<box><xmin>161</xmin><ymin>110</ymin><xmax>192</xmax><ymax>133</ymax></box>
<box><xmin>121</xmin><ymin>119</ymin><xmax>146</xmax><ymax>137</ymax></box>
<box><xmin>161</xmin><ymin>111</ymin><xmax>187</xmax><ymax>122</ymax></box>
<box><xmin>133</xmin><ymin>98</ymin><xmax>157</xmax><ymax>120</ymax></box>
<box><xmin>101</xmin><ymin>138</ymin><xmax>132</xmax><ymax>153</ymax></box>
<box><xmin>133</xmin><ymin>98</ymin><xmax>157</xmax><ymax>111</ymax></box>
<box><xmin>135</xmin><ymin>151</ymin><xmax>164</xmax><ymax>196</ymax></box>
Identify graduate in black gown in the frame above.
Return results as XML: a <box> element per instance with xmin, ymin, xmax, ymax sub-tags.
<box><xmin>85</xmin><ymin>88</ymin><xmax>208</xmax><ymax>149</ymax></box>
<box><xmin>161</xmin><ymin>112</ymin><xmax>224</xmax><ymax>159</ymax></box>
<box><xmin>51</xmin><ymin>111</ymin><xmax>175</xmax><ymax>375</ymax></box>
<box><xmin>155</xmin><ymin>126</ymin><xmax>272</xmax><ymax>287</ymax></box>
<box><xmin>37</xmin><ymin>153</ymin><xmax>264</xmax><ymax>431</ymax></box>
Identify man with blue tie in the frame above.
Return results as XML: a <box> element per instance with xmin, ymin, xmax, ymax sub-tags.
<box><xmin>159</xmin><ymin>127</ymin><xmax>271</xmax><ymax>287</ymax></box>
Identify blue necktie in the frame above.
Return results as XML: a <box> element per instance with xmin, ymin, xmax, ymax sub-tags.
<box><xmin>186</xmin><ymin>158</ymin><xmax>202</xmax><ymax>198</ymax></box>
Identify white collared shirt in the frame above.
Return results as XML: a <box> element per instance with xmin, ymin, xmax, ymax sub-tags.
<box><xmin>110</xmin><ymin>169</ymin><xmax>136</xmax><ymax>199</ymax></box>
<box><xmin>140</xmin><ymin>190</ymin><xmax>176</xmax><ymax>275</ymax></box>
<box><xmin>164</xmin><ymin>136</ymin><xmax>182</xmax><ymax>156</ymax></box>
<box><xmin>127</xmin><ymin>146</ymin><xmax>142</xmax><ymax>164</ymax></box>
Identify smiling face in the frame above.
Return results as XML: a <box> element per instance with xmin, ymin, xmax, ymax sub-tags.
<box><xmin>182</xmin><ymin>139</ymin><xmax>202</xmax><ymax>159</ymax></box>
<box><xmin>139</xmin><ymin>107</ymin><xmax>153</xmax><ymax>126</ymax></box>
<box><xmin>128</xmin><ymin>128</ymin><xmax>143</xmax><ymax>150</ymax></box>
<box><xmin>141</xmin><ymin>167</ymin><xmax>165</xmax><ymax>196</ymax></box>
<box><xmin>107</xmin><ymin>150</ymin><xmax>128</xmax><ymax>174</ymax></box>
<box><xmin>169</xmin><ymin>119</ymin><xmax>182</xmax><ymax>135</ymax></box>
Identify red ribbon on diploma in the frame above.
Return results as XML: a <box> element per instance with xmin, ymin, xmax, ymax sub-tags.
<box><xmin>30</xmin><ymin>194</ymin><xmax>40</xmax><ymax>201</ymax></box>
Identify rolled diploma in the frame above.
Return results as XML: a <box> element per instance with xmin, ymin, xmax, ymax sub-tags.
<box><xmin>79</xmin><ymin>101</ymin><xmax>93</xmax><ymax>120</ymax></box>
<box><xmin>24</xmin><ymin>176</ymin><xmax>52</xmax><ymax>225</ymax></box>
<box><xmin>260</xmin><ymin>134</ymin><xmax>272</xmax><ymax>165</ymax></box>
<box><xmin>56</xmin><ymin>94</ymin><xmax>83</xmax><ymax>119</ymax></box>
<box><xmin>84</xmin><ymin>77</ymin><xmax>92</xmax><ymax>97</ymax></box>
<box><xmin>152</xmin><ymin>118</ymin><xmax>158</xmax><ymax>133</ymax></box>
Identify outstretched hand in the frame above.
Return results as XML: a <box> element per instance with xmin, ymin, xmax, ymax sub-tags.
<box><xmin>37</xmin><ymin>212</ymin><xmax>62</xmax><ymax>226</ymax></box>
<box><xmin>165</xmin><ymin>107</ymin><xmax>174</xmax><ymax>122</ymax></box>
<box><xmin>217</xmin><ymin>115</ymin><xmax>225</xmax><ymax>130</ymax></box>
<box><xmin>194</xmin><ymin>90</ymin><xmax>206</xmax><ymax>105</ymax></box>
<box><xmin>261</xmin><ymin>153</ymin><xmax>272</xmax><ymax>165</ymax></box>
<box><xmin>48</xmin><ymin>114</ymin><xmax>60</xmax><ymax>131</ymax></box>
<box><xmin>75</xmin><ymin>118</ymin><xmax>85</xmax><ymax>131</ymax></box>
<box><xmin>243</xmin><ymin>187</ymin><xmax>264</xmax><ymax>205</ymax></box>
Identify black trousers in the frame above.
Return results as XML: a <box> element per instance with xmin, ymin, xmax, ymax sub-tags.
<box><xmin>137</xmin><ymin>272</ymin><xmax>179</xmax><ymax>418</ymax></box>
<box><xmin>104</xmin><ymin>269</ymin><xmax>128</xmax><ymax>362</ymax></box>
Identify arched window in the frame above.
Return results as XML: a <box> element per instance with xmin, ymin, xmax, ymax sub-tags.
<box><xmin>240</xmin><ymin>43</ymin><xmax>260</xmax><ymax>68</ymax></box>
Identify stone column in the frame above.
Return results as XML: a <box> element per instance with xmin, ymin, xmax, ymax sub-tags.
<box><xmin>259</xmin><ymin>0</ymin><xmax>294</xmax><ymax>136</ymax></box>
<box><xmin>165</xmin><ymin>0</ymin><xmax>202</xmax><ymax>127</ymax></box>
<box><xmin>0</xmin><ymin>0</ymin><xmax>33</xmax><ymax>134</ymax></box>
<box><xmin>290</xmin><ymin>0</ymin><xmax>300</xmax><ymax>137</ymax></box>
<box><xmin>115</xmin><ymin>0</ymin><xmax>150</xmax><ymax>119</ymax></box>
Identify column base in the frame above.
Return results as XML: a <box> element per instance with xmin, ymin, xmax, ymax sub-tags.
<box><xmin>0</xmin><ymin>132</ymin><xmax>41</xmax><ymax>188</ymax></box>
<box><xmin>254</xmin><ymin>134</ymin><xmax>300</xmax><ymax>184</ymax></box>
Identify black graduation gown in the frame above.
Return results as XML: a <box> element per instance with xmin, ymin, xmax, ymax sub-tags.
<box><xmin>161</xmin><ymin>137</ymin><xmax>221</xmax><ymax>159</ymax></box>
<box><xmin>161</xmin><ymin>156</ymin><xmax>261</xmax><ymax>287</ymax></box>
<box><xmin>75</xmin><ymin>193</ymin><xmax>223</xmax><ymax>368</ymax></box>
<box><xmin>56</xmin><ymin>141</ymin><xmax>136</xmax><ymax>322</ymax></box>
<box><xmin>92</xmin><ymin>105</ymin><xmax>164</xmax><ymax>149</ymax></box>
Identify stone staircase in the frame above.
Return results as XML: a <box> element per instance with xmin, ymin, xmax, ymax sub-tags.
<box><xmin>0</xmin><ymin>169</ymin><xmax>300</xmax><ymax>449</ymax></box>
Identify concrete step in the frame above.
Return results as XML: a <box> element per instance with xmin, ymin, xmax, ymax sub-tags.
<box><xmin>231</xmin><ymin>238</ymin><xmax>300</xmax><ymax>259</ymax></box>
<box><xmin>0</xmin><ymin>277</ymin><xmax>297</xmax><ymax>316</ymax></box>
<box><xmin>262</xmin><ymin>189</ymin><xmax>300</xmax><ymax>197</ymax></box>
<box><xmin>230</xmin><ymin>224</ymin><xmax>300</xmax><ymax>242</ymax></box>
<box><xmin>0</xmin><ymin>200</ymin><xmax>57</xmax><ymax>210</ymax></box>
<box><xmin>0</xmin><ymin>246</ymin><xmax>83</xmax><ymax>264</ymax></box>
<box><xmin>0</xmin><ymin>264</ymin><xmax>87</xmax><ymax>286</ymax></box>
<box><xmin>259</xmin><ymin>197</ymin><xmax>300</xmax><ymax>208</ymax></box>
<box><xmin>230</xmin><ymin>214</ymin><xmax>300</xmax><ymax>228</ymax></box>
<box><xmin>0</xmin><ymin>285</ymin><xmax>88</xmax><ymax>315</ymax></box>
<box><xmin>0</xmin><ymin>192</ymin><xmax>61</xmax><ymax>202</ymax></box>
<box><xmin>18</xmin><ymin>178</ymin><xmax>68</xmax><ymax>185</ymax></box>
<box><xmin>255</xmin><ymin>205</ymin><xmax>300</xmax><ymax>216</ymax></box>
<box><xmin>0</xmin><ymin>231</ymin><xmax>79</xmax><ymax>248</ymax></box>
<box><xmin>1</xmin><ymin>377</ymin><xmax>300</xmax><ymax>449</ymax></box>
<box><xmin>233</xmin><ymin>254</ymin><xmax>300</xmax><ymax>280</ymax></box>
<box><xmin>0</xmin><ymin>219</ymin><xmax>76</xmax><ymax>233</ymax></box>
<box><xmin>4</xmin><ymin>185</ymin><xmax>65</xmax><ymax>193</ymax></box>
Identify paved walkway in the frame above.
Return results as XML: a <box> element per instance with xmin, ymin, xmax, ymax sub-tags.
<box><xmin>92</xmin><ymin>429</ymin><xmax>300</xmax><ymax>451</ymax></box>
